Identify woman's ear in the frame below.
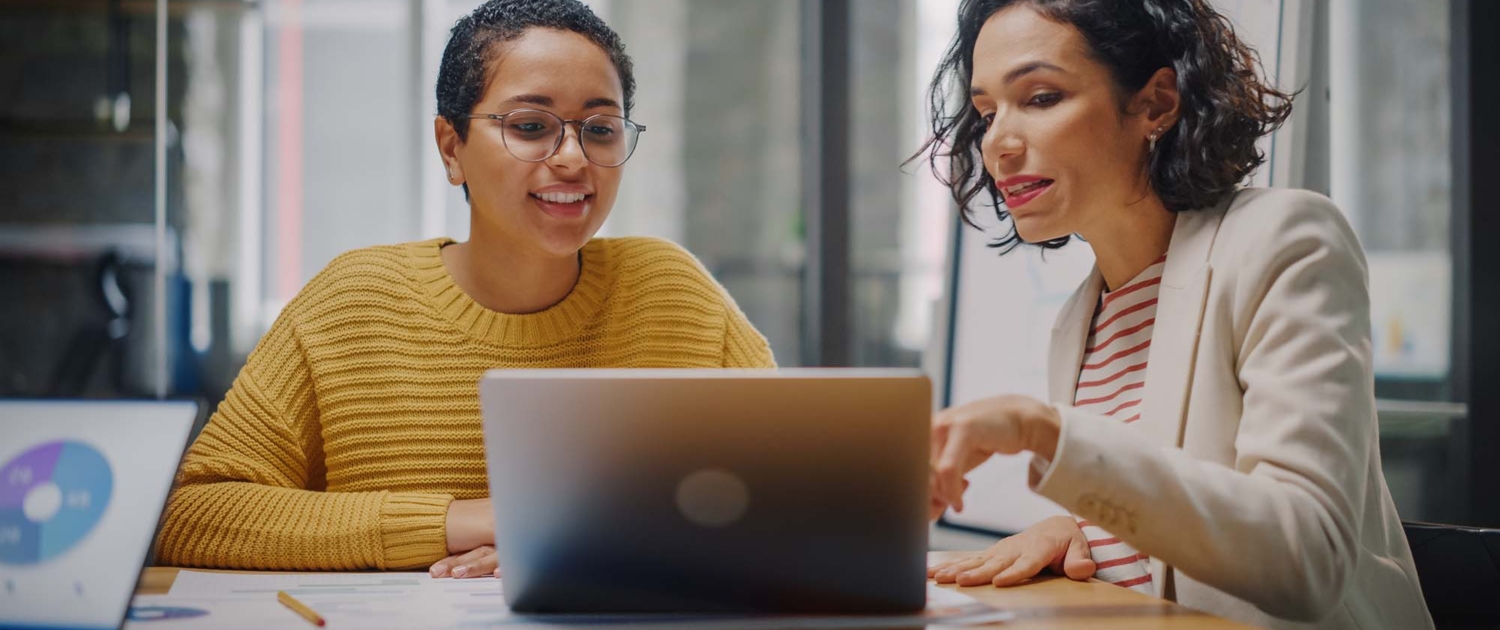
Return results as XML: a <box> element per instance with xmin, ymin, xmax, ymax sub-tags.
<box><xmin>435</xmin><ymin>117</ymin><xmax>466</xmax><ymax>186</ymax></box>
<box><xmin>1135</xmin><ymin>66</ymin><xmax>1181</xmax><ymax>138</ymax></box>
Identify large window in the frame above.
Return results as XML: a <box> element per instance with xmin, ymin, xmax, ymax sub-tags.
<box><xmin>605</xmin><ymin>0</ymin><xmax>808</xmax><ymax>364</ymax></box>
<box><xmin>1328</xmin><ymin>0</ymin><xmax>1467</xmax><ymax>524</ymax></box>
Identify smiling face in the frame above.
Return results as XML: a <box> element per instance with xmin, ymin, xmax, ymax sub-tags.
<box><xmin>969</xmin><ymin>5</ymin><xmax>1162</xmax><ymax>243</ymax></box>
<box><xmin>440</xmin><ymin>28</ymin><xmax>626</xmax><ymax>259</ymax></box>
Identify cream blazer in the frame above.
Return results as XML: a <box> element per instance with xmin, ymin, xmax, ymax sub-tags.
<box><xmin>1033</xmin><ymin>188</ymin><xmax>1434</xmax><ymax>629</ymax></box>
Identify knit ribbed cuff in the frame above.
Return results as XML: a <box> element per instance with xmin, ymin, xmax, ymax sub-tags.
<box><xmin>378</xmin><ymin>493</ymin><xmax>454</xmax><ymax>570</ymax></box>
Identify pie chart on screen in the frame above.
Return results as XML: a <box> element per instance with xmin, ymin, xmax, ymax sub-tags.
<box><xmin>0</xmin><ymin>441</ymin><xmax>113</xmax><ymax>565</ymax></box>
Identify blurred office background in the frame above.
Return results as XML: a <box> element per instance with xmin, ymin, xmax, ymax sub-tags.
<box><xmin>0</xmin><ymin>0</ymin><xmax>1496</xmax><ymax>530</ymax></box>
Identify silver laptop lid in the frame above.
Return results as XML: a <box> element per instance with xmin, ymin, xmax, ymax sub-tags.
<box><xmin>480</xmin><ymin>368</ymin><xmax>930</xmax><ymax>614</ymax></box>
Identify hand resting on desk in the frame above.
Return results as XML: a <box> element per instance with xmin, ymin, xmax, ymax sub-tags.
<box><xmin>430</xmin><ymin>498</ymin><xmax>500</xmax><ymax>579</ymax></box>
<box><xmin>928</xmin><ymin>515</ymin><xmax>1095</xmax><ymax>587</ymax></box>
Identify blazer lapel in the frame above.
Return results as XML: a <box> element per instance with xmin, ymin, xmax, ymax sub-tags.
<box><xmin>1048</xmin><ymin>268</ymin><xmax>1103</xmax><ymax>406</ymax></box>
<box><xmin>1045</xmin><ymin>202</ymin><xmax>1224</xmax><ymax>420</ymax></box>
<box><xmin>1140</xmin><ymin>205</ymin><xmax>1226</xmax><ymax>595</ymax></box>
<box><xmin>1136</xmin><ymin>208</ymin><xmax>1222</xmax><ymax>450</ymax></box>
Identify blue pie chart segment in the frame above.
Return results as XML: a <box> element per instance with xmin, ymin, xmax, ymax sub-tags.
<box><xmin>0</xmin><ymin>509</ymin><xmax>41</xmax><ymax>564</ymax></box>
<box><xmin>0</xmin><ymin>441</ymin><xmax>113</xmax><ymax>565</ymax></box>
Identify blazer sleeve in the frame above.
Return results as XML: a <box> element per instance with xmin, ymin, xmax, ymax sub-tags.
<box><xmin>1033</xmin><ymin>195</ymin><xmax>1372</xmax><ymax>622</ymax></box>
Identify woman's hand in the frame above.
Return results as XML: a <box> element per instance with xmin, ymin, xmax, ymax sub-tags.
<box><xmin>443</xmin><ymin>498</ymin><xmax>494</xmax><ymax>553</ymax></box>
<box><xmin>433</xmin><ymin>498</ymin><xmax>498</xmax><ymax>578</ymax></box>
<box><xmin>928</xmin><ymin>516</ymin><xmax>1095</xmax><ymax>587</ymax></box>
<box><xmin>928</xmin><ymin>468</ymin><xmax>969</xmax><ymax>521</ymax></box>
<box><xmin>429</xmin><ymin>545</ymin><xmax>499</xmax><ymax>579</ymax></box>
<box><xmin>930</xmin><ymin>395</ymin><xmax>1061</xmax><ymax>514</ymax></box>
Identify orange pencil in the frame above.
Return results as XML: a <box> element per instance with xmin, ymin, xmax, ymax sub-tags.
<box><xmin>277</xmin><ymin>590</ymin><xmax>326</xmax><ymax>627</ymax></box>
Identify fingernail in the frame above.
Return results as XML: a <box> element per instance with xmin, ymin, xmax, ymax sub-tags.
<box><xmin>453</xmin><ymin>565</ymin><xmax>468</xmax><ymax>578</ymax></box>
<box><xmin>430</xmin><ymin>564</ymin><xmax>446</xmax><ymax>577</ymax></box>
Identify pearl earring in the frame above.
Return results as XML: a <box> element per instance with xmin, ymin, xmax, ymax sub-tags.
<box><xmin>1148</xmin><ymin>126</ymin><xmax>1166</xmax><ymax>152</ymax></box>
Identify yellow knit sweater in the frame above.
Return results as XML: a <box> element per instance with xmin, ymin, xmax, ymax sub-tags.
<box><xmin>155</xmin><ymin>237</ymin><xmax>775</xmax><ymax>570</ymax></box>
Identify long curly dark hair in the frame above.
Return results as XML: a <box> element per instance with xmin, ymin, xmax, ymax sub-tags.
<box><xmin>914</xmin><ymin>0</ymin><xmax>1295</xmax><ymax>252</ymax></box>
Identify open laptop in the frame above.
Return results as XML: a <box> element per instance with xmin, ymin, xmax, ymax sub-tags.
<box><xmin>479</xmin><ymin>368</ymin><xmax>930</xmax><ymax>615</ymax></box>
<box><xmin>0</xmin><ymin>399</ymin><xmax>198</xmax><ymax>630</ymax></box>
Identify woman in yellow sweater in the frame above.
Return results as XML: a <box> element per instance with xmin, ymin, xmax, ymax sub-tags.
<box><xmin>154</xmin><ymin>0</ymin><xmax>774</xmax><ymax>578</ymax></box>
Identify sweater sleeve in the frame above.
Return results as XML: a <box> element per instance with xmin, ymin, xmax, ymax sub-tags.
<box><xmin>721</xmin><ymin>299</ymin><xmax>776</xmax><ymax>368</ymax></box>
<box><xmin>154</xmin><ymin>314</ymin><xmax>453</xmax><ymax>570</ymax></box>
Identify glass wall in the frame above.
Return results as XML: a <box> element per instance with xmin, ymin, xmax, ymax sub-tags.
<box><xmin>0</xmin><ymin>3</ymin><xmax>178</xmax><ymax>399</ymax></box>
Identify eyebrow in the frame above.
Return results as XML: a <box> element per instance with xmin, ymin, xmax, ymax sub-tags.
<box><xmin>584</xmin><ymin>97</ymin><xmax>621</xmax><ymax>110</ymax></box>
<box><xmin>969</xmin><ymin>61</ymin><xmax>1067</xmax><ymax>97</ymax></box>
<box><xmin>502</xmin><ymin>94</ymin><xmax>621</xmax><ymax>111</ymax></box>
<box><xmin>506</xmin><ymin>94</ymin><xmax>554</xmax><ymax>107</ymax></box>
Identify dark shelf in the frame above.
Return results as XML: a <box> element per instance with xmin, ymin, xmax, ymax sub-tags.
<box><xmin>0</xmin><ymin>120</ymin><xmax>163</xmax><ymax>144</ymax></box>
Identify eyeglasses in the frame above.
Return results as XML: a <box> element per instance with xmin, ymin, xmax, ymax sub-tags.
<box><xmin>465</xmin><ymin>109</ymin><xmax>646</xmax><ymax>168</ymax></box>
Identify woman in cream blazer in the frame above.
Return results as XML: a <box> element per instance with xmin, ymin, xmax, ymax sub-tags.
<box><xmin>917</xmin><ymin>1</ymin><xmax>1432</xmax><ymax>628</ymax></box>
<box><xmin>1035</xmin><ymin>187</ymin><xmax>1426</xmax><ymax>628</ymax></box>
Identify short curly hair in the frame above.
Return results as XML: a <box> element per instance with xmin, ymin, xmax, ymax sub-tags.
<box><xmin>915</xmin><ymin>0</ymin><xmax>1294</xmax><ymax>252</ymax></box>
<box><xmin>436</xmin><ymin>0</ymin><xmax>635</xmax><ymax>142</ymax></box>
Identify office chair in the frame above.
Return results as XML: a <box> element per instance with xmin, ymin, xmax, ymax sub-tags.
<box><xmin>48</xmin><ymin>251</ymin><xmax>131</xmax><ymax>396</ymax></box>
<box><xmin>1404</xmin><ymin>521</ymin><xmax>1500</xmax><ymax>629</ymax></box>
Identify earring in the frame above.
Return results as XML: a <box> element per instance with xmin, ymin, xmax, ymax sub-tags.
<box><xmin>1148</xmin><ymin>126</ymin><xmax>1166</xmax><ymax>152</ymax></box>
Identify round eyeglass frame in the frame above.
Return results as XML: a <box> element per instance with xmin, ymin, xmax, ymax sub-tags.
<box><xmin>464</xmin><ymin>109</ymin><xmax>647</xmax><ymax>168</ymax></box>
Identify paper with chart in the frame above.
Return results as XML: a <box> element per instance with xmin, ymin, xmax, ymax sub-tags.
<box><xmin>132</xmin><ymin>570</ymin><xmax>1010</xmax><ymax>629</ymax></box>
<box><xmin>141</xmin><ymin>570</ymin><xmax>509</xmax><ymax>629</ymax></box>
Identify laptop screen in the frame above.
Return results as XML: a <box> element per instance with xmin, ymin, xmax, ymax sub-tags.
<box><xmin>0</xmin><ymin>400</ymin><xmax>197</xmax><ymax>630</ymax></box>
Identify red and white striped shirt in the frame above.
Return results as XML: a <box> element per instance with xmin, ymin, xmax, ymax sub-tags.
<box><xmin>1072</xmin><ymin>255</ymin><xmax>1166</xmax><ymax>593</ymax></box>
